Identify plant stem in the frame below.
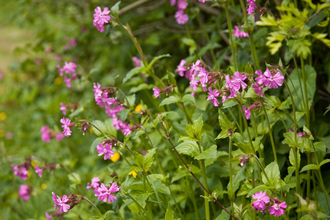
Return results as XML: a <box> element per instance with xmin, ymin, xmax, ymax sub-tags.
<box><xmin>300</xmin><ymin>58</ymin><xmax>310</xmax><ymax>128</ymax></box>
<box><xmin>229</xmin><ymin>137</ymin><xmax>235</xmax><ymax>218</ymax></box>
<box><xmin>228</xmin><ymin>107</ymin><xmax>242</xmax><ymax>133</ymax></box>
<box><xmin>238</xmin><ymin>103</ymin><xmax>256</xmax><ymax>155</ymax></box>
<box><xmin>224</xmin><ymin>4</ymin><xmax>238</xmax><ymax>70</ymax></box>
<box><xmin>187</xmin><ymin>179</ymin><xmax>201</xmax><ymax>220</ymax></box>
<box><xmin>82</xmin><ymin>197</ymin><xmax>104</xmax><ymax>220</ymax></box>
<box><xmin>260</xmin><ymin>100</ymin><xmax>278</xmax><ymax>163</ymax></box>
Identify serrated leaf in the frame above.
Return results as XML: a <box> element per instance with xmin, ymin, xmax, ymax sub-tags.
<box><xmin>256</xmin><ymin>14</ymin><xmax>278</xmax><ymax>26</ymax></box>
<box><xmin>300</xmin><ymin>164</ymin><xmax>318</xmax><ymax>173</ymax></box>
<box><xmin>218</xmin><ymin>109</ymin><xmax>232</xmax><ymax>130</ymax></box>
<box><xmin>176</xmin><ymin>141</ymin><xmax>199</xmax><ymax>157</ymax></box>
<box><xmin>159</xmin><ymin>96</ymin><xmax>180</xmax><ymax>106</ymax></box>
<box><xmin>195</xmin><ymin>145</ymin><xmax>217</xmax><ymax>160</ymax></box>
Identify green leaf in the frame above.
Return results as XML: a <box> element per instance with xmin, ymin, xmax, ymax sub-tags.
<box><xmin>123</xmin><ymin>66</ymin><xmax>145</xmax><ymax>83</ymax></box>
<box><xmin>195</xmin><ymin>145</ymin><xmax>217</xmax><ymax>160</ymax></box>
<box><xmin>68</xmin><ymin>173</ymin><xmax>81</xmax><ymax>185</ymax></box>
<box><xmin>313</xmin><ymin>142</ymin><xmax>326</xmax><ymax>153</ymax></box>
<box><xmin>288</xmin><ymin>39</ymin><xmax>311</xmax><ymax>59</ymax></box>
<box><xmin>159</xmin><ymin>111</ymin><xmax>181</xmax><ymax>120</ymax></box>
<box><xmin>319</xmin><ymin>159</ymin><xmax>330</xmax><ymax>168</ymax></box>
<box><xmin>70</xmin><ymin>184</ymin><xmax>81</xmax><ymax>195</ymax></box>
<box><xmin>189</xmin><ymin>114</ymin><xmax>204</xmax><ymax>140</ymax></box>
<box><xmin>283</xmin><ymin>132</ymin><xmax>297</xmax><ymax>148</ymax></box>
<box><xmin>256</xmin><ymin>14</ymin><xmax>278</xmax><ymax>26</ymax></box>
<box><xmin>289</xmin><ymin>148</ymin><xmax>300</xmax><ymax>167</ymax></box>
<box><xmin>167</xmin><ymin>71</ymin><xmax>177</xmax><ymax>85</ymax></box>
<box><xmin>165</xmin><ymin>205</ymin><xmax>174</xmax><ymax>220</ymax></box>
<box><xmin>300</xmin><ymin>164</ymin><xmax>318</xmax><ymax>173</ymax></box>
<box><xmin>134</xmin><ymin>153</ymin><xmax>144</xmax><ymax>168</ymax></box>
<box><xmin>247</xmin><ymin>185</ymin><xmax>268</xmax><ymax>197</ymax></box>
<box><xmin>171</xmin><ymin>165</ymin><xmax>201</xmax><ymax>182</ymax></box>
<box><xmin>159</xmin><ymin>96</ymin><xmax>180</xmax><ymax>106</ymax></box>
<box><xmin>182</xmin><ymin>94</ymin><xmax>196</xmax><ymax>105</ymax></box>
<box><xmin>148</xmin><ymin>54</ymin><xmax>171</xmax><ymax>69</ymax></box>
<box><xmin>218</xmin><ymin>109</ymin><xmax>232</xmax><ymax>130</ymax></box>
<box><xmin>215</xmin><ymin>129</ymin><xmax>229</xmax><ymax>140</ymax></box>
<box><xmin>182</xmin><ymin>38</ymin><xmax>196</xmax><ymax>55</ymax></box>
<box><xmin>228</xmin><ymin>166</ymin><xmax>246</xmax><ymax>199</ymax></box>
<box><xmin>176</xmin><ymin>141</ymin><xmax>199</xmax><ymax>157</ymax></box>
<box><xmin>215</xmin><ymin>209</ymin><xmax>230</xmax><ymax>220</ymax></box>
<box><xmin>262</xmin><ymin>162</ymin><xmax>280</xmax><ymax>188</ymax></box>
<box><xmin>91</xmin><ymin>120</ymin><xmax>106</xmax><ymax>136</ymax></box>
<box><xmin>129</xmin><ymin>83</ymin><xmax>153</xmax><ymax>94</ymax></box>
<box><xmin>245</xmin><ymin>63</ymin><xmax>254</xmax><ymax>75</ymax></box>
<box><xmin>266</xmin><ymin>31</ymin><xmax>287</xmax><ymax>54</ymax></box>
<box><xmin>130</xmin><ymin>193</ymin><xmax>153</xmax><ymax>208</ymax></box>
<box><xmin>110</xmin><ymin>1</ymin><xmax>121</xmax><ymax>19</ymax></box>
<box><xmin>144</xmin><ymin>148</ymin><xmax>157</xmax><ymax>170</ymax></box>
<box><xmin>104</xmin><ymin>118</ymin><xmax>117</xmax><ymax>136</ymax></box>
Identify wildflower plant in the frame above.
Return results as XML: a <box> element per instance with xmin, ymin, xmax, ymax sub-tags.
<box><xmin>2</xmin><ymin>0</ymin><xmax>330</xmax><ymax>220</ymax></box>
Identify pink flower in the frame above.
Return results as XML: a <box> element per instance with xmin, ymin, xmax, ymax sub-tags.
<box><xmin>153</xmin><ymin>87</ymin><xmax>160</xmax><ymax>98</ymax></box>
<box><xmin>35</xmin><ymin>166</ymin><xmax>43</xmax><ymax>178</ymax></box>
<box><xmin>87</xmin><ymin>177</ymin><xmax>101</xmax><ymax>190</ymax></box>
<box><xmin>190</xmin><ymin>60</ymin><xmax>202</xmax><ymax>76</ymax></box>
<box><xmin>95</xmin><ymin>182</ymin><xmax>119</xmax><ymax>203</ymax></box>
<box><xmin>60</xmin><ymin>103</ymin><xmax>66</xmax><ymax>115</ymax></box>
<box><xmin>171</xmin><ymin>0</ymin><xmax>176</xmax><ymax>6</ymax></box>
<box><xmin>19</xmin><ymin>184</ymin><xmax>31</xmax><ymax>201</ymax></box>
<box><xmin>242</xmin><ymin>105</ymin><xmax>251</xmax><ymax>119</ymax></box>
<box><xmin>96</xmin><ymin>93</ymin><xmax>116</xmax><ymax>108</ymax></box>
<box><xmin>63</xmin><ymin>62</ymin><xmax>77</xmax><ymax>74</ymax></box>
<box><xmin>247</xmin><ymin>0</ymin><xmax>258</xmax><ymax>15</ymax></box>
<box><xmin>233</xmin><ymin>25</ymin><xmax>249</xmax><ymax>38</ymax></box>
<box><xmin>198</xmin><ymin>68</ymin><xmax>209</xmax><ymax>91</ymax></box>
<box><xmin>253</xmin><ymin>83</ymin><xmax>264</xmax><ymax>97</ymax></box>
<box><xmin>41</xmin><ymin>126</ymin><xmax>51</xmax><ymax>142</ymax></box>
<box><xmin>56</xmin><ymin>132</ymin><xmax>65</xmax><ymax>141</ymax></box>
<box><xmin>12</xmin><ymin>165</ymin><xmax>29</xmax><ymax>180</ymax></box>
<box><xmin>190</xmin><ymin>78</ymin><xmax>199</xmax><ymax>90</ymax></box>
<box><xmin>60</xmin><ymin>117</ymin><xmax>73</xmax><ymax>137</ymax></box>
<box><xmin>177</xmin><ymin>0</ymin><xmax>188</xmax><ymax>10</ymax></box>
<box><xmin>45</xmin><ymin>212</ymin><xmax>52</xmax><ymax>220</ymax></box>
<box><xmin>57</xmin><ymin>65</ymin><xmax>63</xmax><ymax>76</ymax></box>
<box><xmin>252</xmin><ymin>191</ymin><xmax>270</xmax><ymax>212</ymax></box>
<box><xmin>120</xmin><ymin>123</ymin><xmax>132</xmax><ymax>135</ymax></box>
<box><xmin>93</xmin><ymin>82</ymin><xmax>102</xmax><ymax>98</ymax></box>
<box><xmin>56</xmin><ymin>195</ymin><xmax>71</xmax><ymax>213</ymax></box>
<box><xmin>268</xmin><ymin>201</ymin><xmax>287</xmax><ymax>217</ymax></box>
<box><xmin>97</xmin><ymin>143</ymin><xmax>114</xmax><ymax>160</ymax></box>
<box><xmin>132</xmin><ymin>57</ymin><xmax>141</xmax><ymax>67</ymax></box>
<box><xmin>52</xmin><ymin>192</ymin><xmax>58</xmax><ymax>209</ymax></box>
<box><xmin>289</xmin><ymin>127</ymin><xmax>303</xmax><ymax>139</ymax></box>
<box><xmin>207</xmin><ymin>87</ymin><xmax>220</xmax><ymax>106</ymax></box>
<box><xmin>239</xmin><ymin>155</ymin><xmax>249</xmax><ymax>166</ymax></box>
<box><xmin>64</xmin><ymin>76</ymin><xmax>71</xmax><ymax>88</ymax></box>
<box><xmin>231</xmin><ymin>71</ymin><xmax>247</xmax><ymax>91</ymax></box>
<box><xmin>255</xmin><ymin>69</ymin><xmax>266</xmax><ymax>85</ymax></box>
<box><xmin>93</xmin><ymin>7</ymin><xmax>111</xmax><ymax>26</ymax></box>
<box><xmin>264</xmin><ymin>69</ymin><xmax>284</xmax><ymax>89</ymax></box>
<box><xmin>175</xmin><ymin>59</ymin><xmax>187</xmax><ymax>77</ymax></box>
<box><xmin>175</xmin><ymin>10</ymin><xmax>188</xmax><ymax>25</ymax></box>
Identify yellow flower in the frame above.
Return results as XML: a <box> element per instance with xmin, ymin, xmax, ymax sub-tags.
<box><xmin>129</xmin><ymin>171</ymin><xmax>138</xmax><ymax>178</ymax></box>
<box><xmin>0</xmin><ymin>112</ymin><xmax>7</xmax><ymax>121</ymax></box>
<box><xmin>110</xmin><ymin>152</ymin><xmax>120</xmax><ymax>162</ymax></box>
<box><xmin>134</xmin><ymin>104</ymin><xmax>142</xmax><ymax>112</ymax></box>
<box><xmin>31</xmin><ymin>160</ymin><xmax>36</xmax><ymax>168</ymax></box>
<box><xmin>54</xmin><ymin>77</ymin><xmax>62</xmax><ymax>85</ymax></box>
<box><xmin>41</xmin><ymin>183</ymin><xmax>47</xmax><ymax>190</ymax></box>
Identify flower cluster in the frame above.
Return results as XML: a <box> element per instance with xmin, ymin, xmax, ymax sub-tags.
<box><xmin>93</xmin><ymin>7</ymin><xmax>111</xmax><ymax>32</ymax></box>
<box><xmin>252</xmin><ymin>191</ymin><xmax>287</xmax><ymax>216</ymax></box>
<box><xmin>52</xmin><ymin>192</ymin><xmax>79</xmax><ymax>213</ymax></box>
<box><xmin>87</xmin><ymin>177</ymin><xmax>101</xmax><ymax>190</ymax></box>
<box><xmin>40</xmin><ymin>125</ymin><xmax>64</xmax><ymax>142</ymax></box>
<box><xmin>132</xmin><ymin>57</ymin><xmax>141</xmax><ymax>67</ymax></box>
<box><xmin>93</xmin><ymin>83</ymin><xmax>132</xmax><ymax>135</ymax></box>
<box><xmin>94</xmin><ymin>182</ymin><xmax>119</xmax><ymax>203</ymax></box>
<box><xmin>60</xmin><ymin>117</ymin><xmax>75</xmax><ymax>137</ymax></box>
<box><xmin>57</xmin><ymin>62</ymin><xmax>78</xmax><ymax>88</ymax></box>
<box><xmin>233</xmin><ymin>25</ymin><xmax>249</xmax><ymax>38</ymax></box>
<box><xmin>19</xmin><ymin>184</ymin><xmax>32</xmax><ymax>201</ymax></box>
<box><xmin>247</xmin><ymin>0</ymin><xmax>258</xmax><ymax>15</ymax></box>
<box><xmin>11</xmin><ymin>162</ymin><xmax>30</xmax><ymax>180</ymax></box>
<box><xmin>171</xmin><ymin>0</ymin><xmax>189</xmax><ymax>25</ymax></box>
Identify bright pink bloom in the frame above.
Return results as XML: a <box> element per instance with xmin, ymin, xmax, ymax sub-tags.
<box><xmin>45</xmin><ymin>212</ymin><xmax>52</xmax><ymax>220</ymax></box>
<box><xmin>175</xmin><ymin>59</ymin><xmax>187</xmax><ymax>77</ymax></box>
<box><xmin>190</xmin><ymin>60</ymin><xmax>202</xmax><ymax>76</ymax></box>
<box><xmin>87</xmin><ymin>177</ymin><xmax>101</xmax><ymax>190</ymax></box>
<box><xmin>247</xmin><ymin>0</ymin><xmax>258</xmax><ymax>15</ymax></box>
<box><xmin>252</xmin><ymin>191</ymin><xmax>270</xmax><ymax>211</ymax></box>
<box><xmin>64</xmin><ymin>76</ymin><xmax>71</xmax><ymax>88</ymax></box>
<box><xmin>52</xmin><ymin>192</ymin><xmax>58</xmax><ymax>209</ymax></box>
<box><xmin>35</xmin><ymin>166</ymin><xmax>43</xmax><ymax>178</ymax></box>
<box><xmin>264</xmin><ymin>69</ymin><xmax>284</xmax><ymax>89</ymax></box>
<box><xmin>57</xmin><ymin>65</ymin><xmax>63</xmax><ymax>76</ymax></box>
<box><xmin>93</xmin><ymin>7</ymin><xmax>111</xmax><ymax>26</ymax></box>
<box><xmin>255</xmin><ymin>69</ymin><xmax>266</xmax><ymax>85</ymax></box>
<box><xmin>60</xmin><ymin>102</ymin><xmax>66</xmax><ymax>115</ymax></box>
<box><xmin>12</xmin><ymin>165</ymin><xmax>29</xmax><ymax>180</ymax></box>
<box><xmin>171</xmin><ymin>0</ymin><xmax>176</xmax><ymax>6</ymax></box>
<box><xmin>95</xmin><ymin>182</ymin><xmax>119</xmax><ymax>203</ymax></box>
<box><xmin>239</xmin><ymin>155</ymin><xmax>249</xmax><ymax>166</ymax></box>
<box><xmin>63</xmin><ymin>62</ymin><xmax>77</xmax><ymax>74</ymax></box>
<box><xmin>60</xmin><ymin>117</ymin><xmax>72</xmax><ymax>137</ymax></box>
<box><xmin>19</xmin><ymin>184</ymin><xmax>31</xmax><ymax>201</ymax></box>
<box><xmin>41</xmin><ymin>126</ymin><xmax>51</xmax><ymax>142</ymax></box>
<box><xmin>56</xmin><ymin>195</ymin><xmax>71</xmax><ymax>213</ymax></box>
<box><xmin>242</xmin><ymin>105</ymin><xmax>251</xmax><ymax>119</ymax></box>
<box><xmin>190</xmin><ymin>78</ymin><xmax>199</xmax><ymax>90</ymax></box>
<box><xmin>120</xmin><ymin>123</ymin><xmax>132</xmax><ymax>135</ymax></box>
<box><xmin>96</xmin><ymin>93</ymin><xmax>116</xmax><ymax>108</ymax></box>
<box><xmin>153</xmin><ymin>87</ymin><xmax>160</xmax><ymax>98</ymax></box>
<box><xmin>253</xmin><ymin>83</ymin><xmax>264</xmax><ymax>97</ymax></box>
<box><xmin>289</xmin><ymin>128</ymin><xmax>303</xmax><ymax>139</ymax></box>
<box><xmin>132</xmin><ymin>57</ymin><xmax>141</xmax><ymax>67</ymax></box>
<box><xmin>198</xmin><ymin>68</ymin><xmax>209</xmax><ymax>91</ymax></box>
<box><xmin>199</xmin><ymin>0</ymin><xmax>206</xmax><ymax>2</ymax></box>
<box><xmin>97</xmin><ymin>143</ymin><xmax>114</xmax><ymax>160</ymax></box>
<box><xmin>175</xmin><ymin>10</ymin><xmax>188</xmax><ymax>25</ymax></box>
<box><xmin>268</xmin><ymin>201</ymin><xmax>287</xmax><ymax>217</ymax></box>
<box><xmin>56</xmin><ymin>132</ymin><xmax>65</xmax><ymax>141</ymax></box>
<box><xmin>233</xmin><ymin>25</ymin><xmax>249</xmax><ymax>38</ymax></box>
<box><xmin>231</xmin><ymin>71</ymin><xmax>247</xmax><ymax>91</ymax></box>
<box><xmin>177</xmin><ymin>0</ymin><xmax>188</xmax><ymax>10</ymax></box>
<box><xmin>207</xmin><ymin>87</ymin><xmax>220</xmax><ymax>107</ymax></box>
<box><xmin>93</xmin><ymin>82</ymin><xmax>102</xmax><ymax>98</ymax></box>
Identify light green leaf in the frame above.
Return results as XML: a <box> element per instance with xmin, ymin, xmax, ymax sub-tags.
<box><xmin>129</xmin><ymin>83</ymin><xmax>153</xmax><ymax>94</ymax></box>
<box><xmin>148</xmin><ymin>54</ymin><xmax>171</xmax><ymax>69</ymax></box>
<box><xmin>91</xmin><ymin>120</ymin><xmax>106</xmax><ymax>136</ymax></box>
<box><xmin>176</xmin><ymin>141</ymin><xmax>199</xmax><ymax>157</ymax></box>
<box><xmin>319</xmin><ymin>159</ymin><xmax>330</xmax><ymax>168</ymax></box>
<box><xmin>218</xmin><ymin>109</ymin><xmax>232</xmax><ymax>130</ymax></box>
<box><xmin>313</xmin><ymin>142</ymin><xmax>326</xmax><ymax>153</ymax></box>
<box><xmin>195</xmin><ymin>145</ymin><xmax>217</xmax><ymax>160</ymax></box>
<box><xmin>215</xmin><ymin>129</ymin><xmax>229</xmax><ymax>140</ymax></box>
<box><xmin>247</xmin><ymin>185</ymin><xmax>269</xmax><ymax>197</ymax></box>
<box><xmin>68</xmin><ymin>173</ymin><xmax>81</xmax><ymax>185</ymax></box>
<box><xmin>144</xmin><ymin>148</ymin><xmax>157</xmax><ymax>169</ymax></box>
<box><xmin>300</xmin><ymin>164</ymin><xmax>318</xmax><ymax>173</ymax></box>
<box><xmin>262</xmin><ymin>162</ymin><xmax>280</xmax><ymax>188</ymax></box>
<box><xmin>165</xmin><ymin>205</ymin><xmax>174</xmax><ymax>220</ymax></box>
<box><xmin>110</xmin><ymin>1</ymin><xmax>121</xmax><ymax>19</ymax></box>
<box><xmin>123</xmin><ymin>66</ymin><xmax>145</xmax><ymax>83</ymax></box>
<box><xmin>159</xmin><ymin>96</ymin><xmax>180</xmax><ymax>106</ymax></box>
<box><xmin>182</xmin><ymin>94</ymin><xmax>196</xmax><ymax>105</ymax></box>
<box><xmin>256</xmin><ymin>14</ymin><xmax>278</xmax><ymax>26</ymax></box>
<box><xmin>289</xmin><ymin>148</ymin><xmax>300</xmax><ymax>167</ymax></box>
<box><xmin>182</xmin><ymin>38</ymin><xmax>196</xmax><ymax>55</ymax></box>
